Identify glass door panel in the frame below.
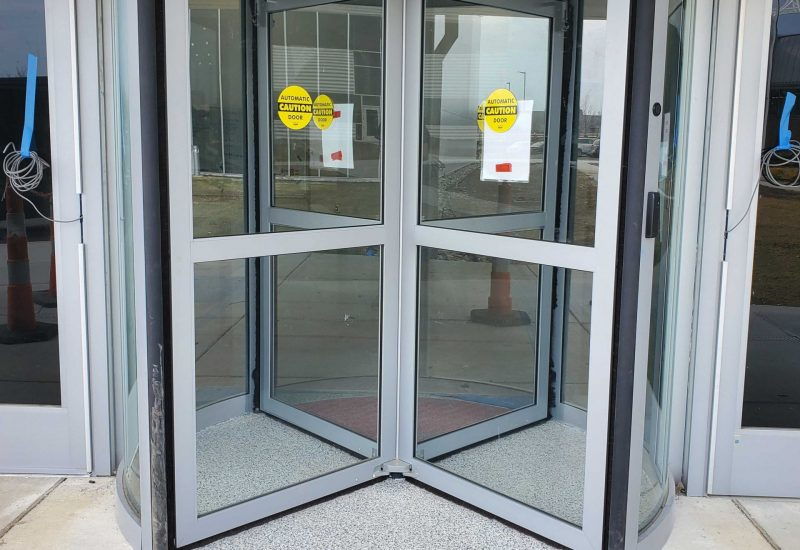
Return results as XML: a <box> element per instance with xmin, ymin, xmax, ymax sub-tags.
<box><xmin>266</xmin><ymin>0</ymin><xmax>384</xmax><ymax>230</ymax></box>
<box><xmin>194</xmin><ymin>248</ymin><xmax>380</xmax><ymax>517</ymax></box>
<box><xmin>169</xmin><ymin>0</ymin><xmax>400</xmax><ymax>544</ymax></box>
<box><xmin>415</xmin><ymin>248</ymin><xmax>546</xmax><ymax>460</ymax></box>
<box><xmin>264</xmin><ymin>246</ymin><xmax>382</xmax><ymax>456</ymax></box>
<box><xmin>258</xmin><ymin>0</ymin><xmax>386</xmax><ymax>458</ymax></box>
<box><xmin>169</xmin><ymin>0</ymin><xmax>633</xmax><ymax>547</ymax></box>
<box><xmin>401</xmin><ymin>0</ymin><xmax>629</xmax><ymax>548</ymax></box>
<box><xmin>419</xmin><ymin>1</ymin><xmax>551</xmax><ymax>234</ymax></box>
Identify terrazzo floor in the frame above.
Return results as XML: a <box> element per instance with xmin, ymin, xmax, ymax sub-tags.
<box><xmin>196</xmin><ymin>413</ymin><xmax>362</xmax><ymax>515</ymax></box>
<box><xmin>197</xmin><ymin>478</ymin><xmax>556</xmax><ymax>549</ymax></box>
<box><xmin>434</xmin><ymin>420</ymin><xmax>586</xmax><ymax>526</ymax></box>
<box><xmin>196</xmin><ymin>411</ymin><xmax>664</xmax><ymax>529</ymax></box>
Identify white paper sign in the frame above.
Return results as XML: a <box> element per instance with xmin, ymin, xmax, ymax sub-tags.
<box><xmin>480</xmin><ymin>100</ymin><xmax>534</xmax><ymax>183</ymax></box>
<box><xmin>322</xmin><ymin>103</ymin><xmax>354</xmax><ymax>169</ymax></box>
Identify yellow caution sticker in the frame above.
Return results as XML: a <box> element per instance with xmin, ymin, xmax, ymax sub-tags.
<box><xmin>312</xmin><ymin>94</ymin><xmax>334</xmax><ymax>130</ymax></box>
<box><xmin>477</xmin><ymin>100</ymin><xmax>486</xmax><ymax>132</ymax></box>
<box><xmin>484</xmin><ymin>88</ymin><xmax>518</xmax><ymax>133</ymax></box>
<box><xmin>277</xmin><ymin>85</ymin><xmax>312</xmax><ymax>130</ymax></box>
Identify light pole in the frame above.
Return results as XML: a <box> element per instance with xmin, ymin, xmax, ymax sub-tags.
<box><xmin>518</xmin><ymin>71</ymin><xmax>527</xmax><ymax>100</ymax></box>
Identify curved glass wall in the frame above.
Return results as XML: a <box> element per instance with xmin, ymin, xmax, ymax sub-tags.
<box><xmin>639</xmin><ymin>0</ymin><xmax>690</xmax><ymax>531</ymax></box>
<box><xmin>111</xmin><ymin>0</ymin><xmax>140</xmax><ymax>519</ymax></box>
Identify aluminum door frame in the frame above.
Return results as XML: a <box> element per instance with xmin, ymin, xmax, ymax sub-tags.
<box><xmin>415</xmin><ymin>0</ymin><xmax>566</xmax><ymax>461</ymax></box>
<box><xmin>256</xmin><ymin>0</ymin><xmax>387</xmax><ymax>462</ymax></box>
<box><xmin>396</xmin><ymin>1</ymin><xmax>632</xmax><ymax>549</ymax></box>
<box><xmin>166</xmin><ymin>0</ymin><xmax>404</xmax><ymax>545</ymax></box>
<box><xmin>0</xmin><ymin>0</ymin><xmax>90</xmax><ymax>475</ymax></box>
<box><xmin>707</xmin><ymin>0</ymin><xmax>800</xmax><ymax>498</ymax></box>
<box><xmin>624</xmin><ymin>0</ymin><xmax>675</xmax><ymax>545</ymax></box>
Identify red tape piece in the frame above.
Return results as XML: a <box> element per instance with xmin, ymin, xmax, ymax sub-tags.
<box><xmin>495</xmin><ymin>163</ymin><xmax>512</xmax><ymax>173</ymax></box>
<box><xmin>333</xmin><ymin>111</ymin><xmax>341</xmax><ymax>118</ymax></box>
<box><xmin>331</xmin><ymin>150</ymin><xmax>343</xmax><ymax>161</ymax></box>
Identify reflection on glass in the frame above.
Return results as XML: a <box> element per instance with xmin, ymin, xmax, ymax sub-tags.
<box><xmin>194</xmin><ymin>260</ymin><xmax>248</xmax><ymax>408</ymax></box>
<box><xmin>194</xmin><ymin>247</ymin><xmax>379</xmax><ymax>516</ymax></box>
<box><xmin>190</xmin><ymin>0</ymin><xmax>247</xmax><ymax>238</ymax></box>
<box><xmin>270</xmin><ymin>0</ymin><xmax>383</xmax><ymax>223</ymax></box>
<box><xmin>113</xmin><ymin>0</ymin><xmax>141</xmax><ymax>517</ymax></box>
<box><xmin>420</xmin><ymin>2</ymin><xmax>549</xmax><ymax>222</ymax></box>
<box><xmin>741</xmin><ymin>5</ymin><xmax>800</xmax><ymax>433</ymax></box>
<box><xmin>0</xmin><ymin>0</ymin><xmax>61</xmax><ymax>406</ymax></box>
<box><xmin>561</xmin><ymin>271</ymin><xmax>593</xmax><ymax>410</ymax></box>
<box><xmin>570</xmin><ymin>5</ymin><xmax>606</xmax><ymax>247</ymax></box>
<box><xmin>272</xmin><ymin>247</ymin><xmax>381</xmax><ymax>442</ymax></box>
<box><xmin>416</xmin><ymin>248</ymin><xmax>539</xmax><ymax>443</ymax></box>
<box><xmin>743</xmin><ymin>186</ymin><xmax>800</xmax><ymax>429</ymax></box>
<box><xmin>415</xmin><ymin>247</ymin><xmax>592</xmax><ymax>526</ymax></box>
<box><xmin>419</xmin><ymin>0</ymin><xmax>606</xmax><ymax>246</ymax></box>
<box><xmin>639</xmin><ymin>1</ymin><xmax>686</xmax><ymax>530</ymax></box>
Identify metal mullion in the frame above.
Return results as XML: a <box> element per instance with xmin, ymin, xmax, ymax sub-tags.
<box><xmin>264</xmin><ymin>0</ymin><xmax>344</xmax><ymax>14</ymax></box>
<box><xmin>268</xmin><ymin>207</ymin><xmax>381</xmax><ymax>229</ymax></box>
<box><xmin>413</xmin><ymin>224</ymin><xmax>597</xmax><ymax>273</ymax></box>
<box><xmin>191</xmin><ymin>225</ymin><xmax>388</xmax><ymax>263</ymax></box>
<box><xmin>590</xmin><ymin>0</ymin><xmax>639</xmax><ymax>545</ymax></box>
<box><xmin>422</xmin><ymin>211</ymin><xmax>547</xmax><ymax>234</ymax></box>
<box><xmin>624</xmin><ymin>0</ymin><xmax>671</xmax><ymax>544</ymax></box>
<box><xmin>396</xmin><ymin>0</ymin><xmax>424</xmax><ymax>464</ymax></box>
<box><xmin>165</xmin><ymin>0</ymin><xmax>201</xmax><ymax>544</ymax></box>
<box><xmin>449</xmin><ymin>0</ymin><xmax>561</xmax><ymax>20</ymax></box>
<box><xmin>381</xmin><ymin>0</ymin><xmax>404</xmax><ymax>462</ymax></box>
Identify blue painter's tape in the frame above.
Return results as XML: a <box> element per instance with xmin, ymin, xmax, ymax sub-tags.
<box><xmin>777</xmin><ymin>91</ymin><xmax>796</xmax><ymax>151</ymax></box>
<box><xmin>20</xmin><ymin>54</ymin><xmax>38</xmax><ymax>159</ymax></box>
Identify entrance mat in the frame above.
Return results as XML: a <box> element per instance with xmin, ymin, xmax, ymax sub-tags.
<box><xmin>295</xmin><ymin>396</ymin><xmax>511</xmax><ymax>441</ymax></box>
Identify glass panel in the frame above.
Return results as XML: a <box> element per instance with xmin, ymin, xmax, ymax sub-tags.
<box><xmin>194</xmin><ymin>246</ymin><xmax>380</xmax><ymax>515</ymax></box>
<box><xmin>741</xmin><ymin>3</ymin><xmax>800</xmax><ymax>431</ymax></box>
<box><xmin>271</xmin><ymin>247</ymin><xmax>382</xmax><ymax>442</ymax></box>
<box><xmin>419</xmin><ymin>0</ymin><xmax>608</xmax><ymax>246</ymax></box>
<box><xmin>640</xmin><ymin>0</ymin><xmax>687</xmax><ymax>530</ymax></box>
<box><xmin>415</xmin><ymin>247</ymin><xmax>592</xmax><ymax>527</ymax></box>
<box><xmin>112</xmin><ymin>0</ymin><xmax>140</xmax><ymax>517</ymax></box>
<box><xmin>0</xmin><ymin>0</ymin><xmax>61</xmax><ymax>406</ymax></box>
<box><xmin>561</xmin><ymin>270</ymin><xmax>593</xmax><ymax>410</ymax></box>
<box><xmin>195</xmin><ymin>260</ymin><xmax>248</xmax><ymax>408</ymax></box>
<box><xmin>269</xmin><ymin>0</ymin><xmax>384</xmax><ymax>225</ymax></box>
<box><xmin>571</xmin><ymin>8</ymin><xmax>605</xmax><ymax>247</ymax></box>
<box><xmin>743</xmin><ymin>185</ymin><xmax>800</xmax><ymax>429</ymax></box>
<box><xmin>190</xmin><ymin>1</ymin><xmax>247</xmax><ymax>238</ymax></box>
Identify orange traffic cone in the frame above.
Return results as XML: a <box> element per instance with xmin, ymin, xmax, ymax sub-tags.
<box><xmin>470</xmin><ymin>183</ymin><xmax>531</xmax><ymax>327</ymax></box>
<box><xmin>33</xmin><ymin>220</ymin><xmax>57</xmax><ymax>308</ymax></box>
<box><xmin>1</xmin><ymin>178</ymin><xmax>57</xmax><ymax>344</ymax></box>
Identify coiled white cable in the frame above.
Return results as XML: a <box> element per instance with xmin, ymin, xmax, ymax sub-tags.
<box><xmin>2</xmin><ymin>142</ymin><xmax>81</xmax><ymax>223</ymax></box>
<box><xmin>761</xmin><ymin>140</ymin><xmax>800</xmax><ymax>189</ymax></box>
<box><xmin>727</xmin><ymin>141</ymin><xmax>800</xmax><ymax>234</ymax></box>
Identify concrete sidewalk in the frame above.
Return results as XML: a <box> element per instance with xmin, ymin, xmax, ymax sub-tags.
<box><xmin>2</xmin><ymin>475</ymin><xmax>799</xmax><ymax>549</ymax></box>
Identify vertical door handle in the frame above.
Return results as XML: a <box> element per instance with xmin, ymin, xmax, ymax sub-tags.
<box><xmin>645</xmin><ymin>191</ymin><xmax>660</xmax><ymax>238</ymax></box>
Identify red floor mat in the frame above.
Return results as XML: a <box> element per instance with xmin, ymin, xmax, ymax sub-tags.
<box><xmin>295</xmin><ymin>396</ymin><xmax>510</xmax><ymax>442</ymax></box>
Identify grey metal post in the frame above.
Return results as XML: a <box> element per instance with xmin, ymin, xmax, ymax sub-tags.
<box><xmin>138</xmin><ymin>0</ymin><xmax>170</xmax><ymax>547</ymax></box>
<box><xmin>605</xmin><ymin>0</ymin><xmax>656</xmax><ymax>548</ymax></box>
